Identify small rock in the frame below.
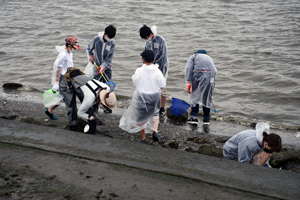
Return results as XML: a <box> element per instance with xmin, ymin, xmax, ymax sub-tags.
<box><xmin>3</xmin><ymin>83</ymin><xmax>23</xmax><ymax>90</ymax></box>
<box><xmin>163</xmin><ymin>140</ymin><xmax>179</xmax><ymax>149</ymax></box>
<box><xmin>270</xmin><ymin>149</ymin><xmax>300</xmax><ymax>169</ymax></box>
<box><xmin>95</xmin><ymin>190</ymin><xmax>103</xmax><ymax>199</ymax></box>
<box><xmin>214</xmin><ymin>136</ymin><xmax>231</xmax><ymax>143</ymax></box>
<box><xmin>46</xmin><ymin>175</ymin><xmax>56</xmax><ymax>180</ymax></box>
<box><xmin>185</xmin><ymin>146</ymin><xmax>197</xmax><ymax>153</ymax></box>
<box><xmin>0</xmin><ymin>115</ymin><xmax>17</xmax><ymax>120</ymax></box>
<box><xmin>132</xmin><ymin>184</ymin><xmax>138</xmax><ymax>189</ymax></box>
<box><xmin>198</xmin><ymin>144</ymin><xmax>223</xmax><ymax>158</ymax></box>
<box><xmin>109</xmin><ymin>192</ymin><xmax>119</xmax><ymax>197</ymax></box>
<box><xmin>186</xmin><ymin>137</ymin><xmax>210</xmax><ymax>144</ymax></box>
<box><xmin>166</xmin><ymin>107</ymin><xmax>188</xmax><ymax>121</ymax></box>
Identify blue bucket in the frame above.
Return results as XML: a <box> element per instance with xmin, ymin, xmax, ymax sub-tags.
<box><xmin>171</xmin><ymin>97</ymin><xmax>190</xmax><ymax>116</ymax></box>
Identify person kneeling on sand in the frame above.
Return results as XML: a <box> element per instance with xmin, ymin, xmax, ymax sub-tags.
<box><xmin>60</xmin><ymin>70</ymin><xmax>117</xmax><ymax>134</ymax></box>
<box><xmin>223</xmin><ymin>122</ymin><xmax>282</xmax><ymax>167</ymax></box>
<box><xmin>119</xmin><ymin>50</ymin><xmax>166</xmax><ymax>143</ymax></box>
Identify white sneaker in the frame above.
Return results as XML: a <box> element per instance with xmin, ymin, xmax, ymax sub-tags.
<box><xmin>187</xmin><ymin>118</ymin><xmax>198</xmax><ymax>125</ymax></box>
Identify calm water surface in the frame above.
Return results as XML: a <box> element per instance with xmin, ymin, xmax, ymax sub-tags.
<box><xmin>0</xmin><ymin>0</ymin><xmax>299</xmax><ymax>128</ymax></box>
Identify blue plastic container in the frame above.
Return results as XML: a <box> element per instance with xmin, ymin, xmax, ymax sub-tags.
<box><xmin>171</xmin><ymin>97</ymin><xmax>190</xmax><ymax>116</ymax></box>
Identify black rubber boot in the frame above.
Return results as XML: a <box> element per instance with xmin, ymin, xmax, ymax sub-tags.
<box><xmin>69</xmin><ymin>124</ymin><xmax>77</xmax><ymax>132</ymax></box>
<box><xmin>152</xmin><ymin>131</ymin><xmax>159</xmax><ymax>142</ymax></box>
<box><xmin>94</xmin><ymin>117</ymin><xmax>105</xmax><ymax>125</ymax></box>
<box><xmin>85</xmin><ymin>120</ymin><xmax>97</xmax><ymax>135</ymax></box>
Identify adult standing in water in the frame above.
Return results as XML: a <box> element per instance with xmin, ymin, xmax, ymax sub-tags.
<box><xmin>185</xmin><ymin>49</ymin><xmax>217</xmax><ymax>125</ymax></box>
<box><xmin>45</xmin><ymin>36</ymin><xmax>82</xmax><ymax>120</ymax></box>
<box><xmin>139</xmin><ymin>25</ymin><xmax>169</xmax><ymax>116</ymax></box>
<box><xmin>86</xmin><ymin>25</ymin><xmax>116</xmax><ymax>113</ymax></box>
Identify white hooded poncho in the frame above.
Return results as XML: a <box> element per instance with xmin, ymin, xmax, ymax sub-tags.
<box><xmin>119</xmin><ymin>63</ymin><xmax>166</xmax><ymax>133</ymax></box>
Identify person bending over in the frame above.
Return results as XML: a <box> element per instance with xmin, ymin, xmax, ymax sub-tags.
<box><xmin>223</xmin><ymin>122</ymin><xmax>282</xmax><ymax>167</ymax></box>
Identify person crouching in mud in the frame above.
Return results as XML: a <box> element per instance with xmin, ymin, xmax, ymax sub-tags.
<box><xmin>119</xmin><ymin>50</ymin><xmax>166</xmax><ymax>143</ymax></box>
<box><xmin>60</xmin><ymin>69</ymin><xmax>117</xmax><ymax>134</ymax></box>
<box><xmin>223</xmin><ymin>122</ymin><xmax>282</xmax><ymax>167</ymax></box>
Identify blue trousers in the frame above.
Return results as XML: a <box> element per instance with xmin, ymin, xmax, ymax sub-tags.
<box><xmin>190</xmin><ymin>104</ymin><xmax>211</xmax><ymax>119</ymax></box>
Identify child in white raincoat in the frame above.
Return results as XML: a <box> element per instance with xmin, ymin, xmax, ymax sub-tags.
<box><xmin>44</xmin><ymin>36</ymin><xmax>82</xmax><ymax>120</ymax></box>
<box><xmin>119</xmin><ymin>50</ymin><xmax>166</xmax><ymax>142</ymax></box>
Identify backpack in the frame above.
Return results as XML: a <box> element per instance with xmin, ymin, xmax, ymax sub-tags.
<box><xmin>64</xmin><ymin>67</ymin><xmax>84</xmax><ymax>82</ymax></box>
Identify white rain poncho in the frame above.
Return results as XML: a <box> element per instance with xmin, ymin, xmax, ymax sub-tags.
<box><xmin>45</xmin><ymin>46</ymin><xmax>72</xmax><ymax>108</ymax></box>
<box><xmin>223</xmin><ymin>122</ymin><xmax>271</xmax><ymax>166</ymax></box>
<box><xmin>84</xmin><ymin>49</ymin><xmax>94</xmax><ymax>77</ymax></box>
<box><xmin>119</xmin><ymin>63</ymin><xmax>166</xmax><ymax>133</ymax></box>
<box><xmin>185</xmin><ymin>53</ymin><xmax>217</xmax><ymax>108</ymax></box>
<box><xmin>51</xmin><ymin>46</ymin><xmax>74</xmax><ymax>85</ymax></box>
<box><xmin>144</xmin><ymin>26</ymin><xmax>169</xmax><ymax>80</ymax></box>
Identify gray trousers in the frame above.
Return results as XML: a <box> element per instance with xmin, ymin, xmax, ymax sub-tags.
<box><xmin>60</xmin><ymin>77</ymin><xmax>99</xmax><ymax>126</ymax></box>
<box><xmin>60</xmin><ymin>79</ymin><xmax>79</xmax><ymax>126</ymax></box>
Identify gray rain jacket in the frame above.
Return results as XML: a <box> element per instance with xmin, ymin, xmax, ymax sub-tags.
<box><xmin>185</xmin><ymin>53</ymin><xmax>217</xmax><ymax>108</ymax></box>
<box><xmin>223</xmin><ymin>122</ymin><xmax>271</xmax><ymax>166</ymax></box>
<box><xmin>145</xmin><ymin>35</ymin><xmax>169</xmax><ymax>79</ymax></box>
<box><xmin>86</xmin><ymin>32</ymin><xmax>116</xmax><ymax>78</ymax></box>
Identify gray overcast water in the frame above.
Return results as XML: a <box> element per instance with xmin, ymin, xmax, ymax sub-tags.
<box><xmin>0</xmin><ymin>0</ymin><xmax>299</xmax><ymax>128</ymax></box>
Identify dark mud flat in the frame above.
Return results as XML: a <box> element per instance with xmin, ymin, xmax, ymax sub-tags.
<box><xmin>0</xmin><ymin>91</ymin><xmax>299</xmax><ymax>172</ymax></box>
<box><xmin>0</xmin><ymin>88</ymin><xmax>300</xmax><ymax>199</ymax></box>
<box><xmin>1</xmin><ymin>143</ymin><xmax>280</xmax><ymax>200</ymax></box>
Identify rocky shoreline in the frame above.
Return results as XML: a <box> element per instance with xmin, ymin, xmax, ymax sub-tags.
<box><xmin>1</xmin><ymin>83</ymin><xmax>300</xmax><ymax>173</ymax></box>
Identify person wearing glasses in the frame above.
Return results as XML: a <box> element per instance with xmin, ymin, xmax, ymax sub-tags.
<box><xmin>223</xmin><ymin>122</ymin><xmax>282</xmax><ymax>167</ymax></box>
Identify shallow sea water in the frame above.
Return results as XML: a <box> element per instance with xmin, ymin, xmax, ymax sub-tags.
<box><xmin>0</xmin><ymin>0</ymin><xmax>299</xmax><ymax>129</ymax></box>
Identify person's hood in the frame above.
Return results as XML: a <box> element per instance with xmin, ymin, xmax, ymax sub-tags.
<box><xmin>55</xmin><ymin>45</ymin><xmax>66</xmax><ymax>53</ymax></box>
<box><xmin>98</xmin><ymin>31</ymin><xmax>114</xmax><ymax>42</ymax></box>
<box><xmin>256</xmin><ymin>122</ymin><xmax>270</xmax><ymax>146</ymax></box>
<box><xmin>98</xmin><ymin>32</ymin><xmax>104</xmax><ymax>41</ymax></box>
<box><xmin>142</xmin><ymin>63</ymin><xmax>159</xmax><ymax>70</ymax></box>
<box><xmin>151</xmin><ymin>25</ymin><xmax>157</xmax><ymax>36</ymax></box>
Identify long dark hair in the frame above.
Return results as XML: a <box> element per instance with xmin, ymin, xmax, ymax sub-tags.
<box><xmin>263</xmin><ymin>132</ymin><xmax>282</xmax><ymax>152</ymax></box>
